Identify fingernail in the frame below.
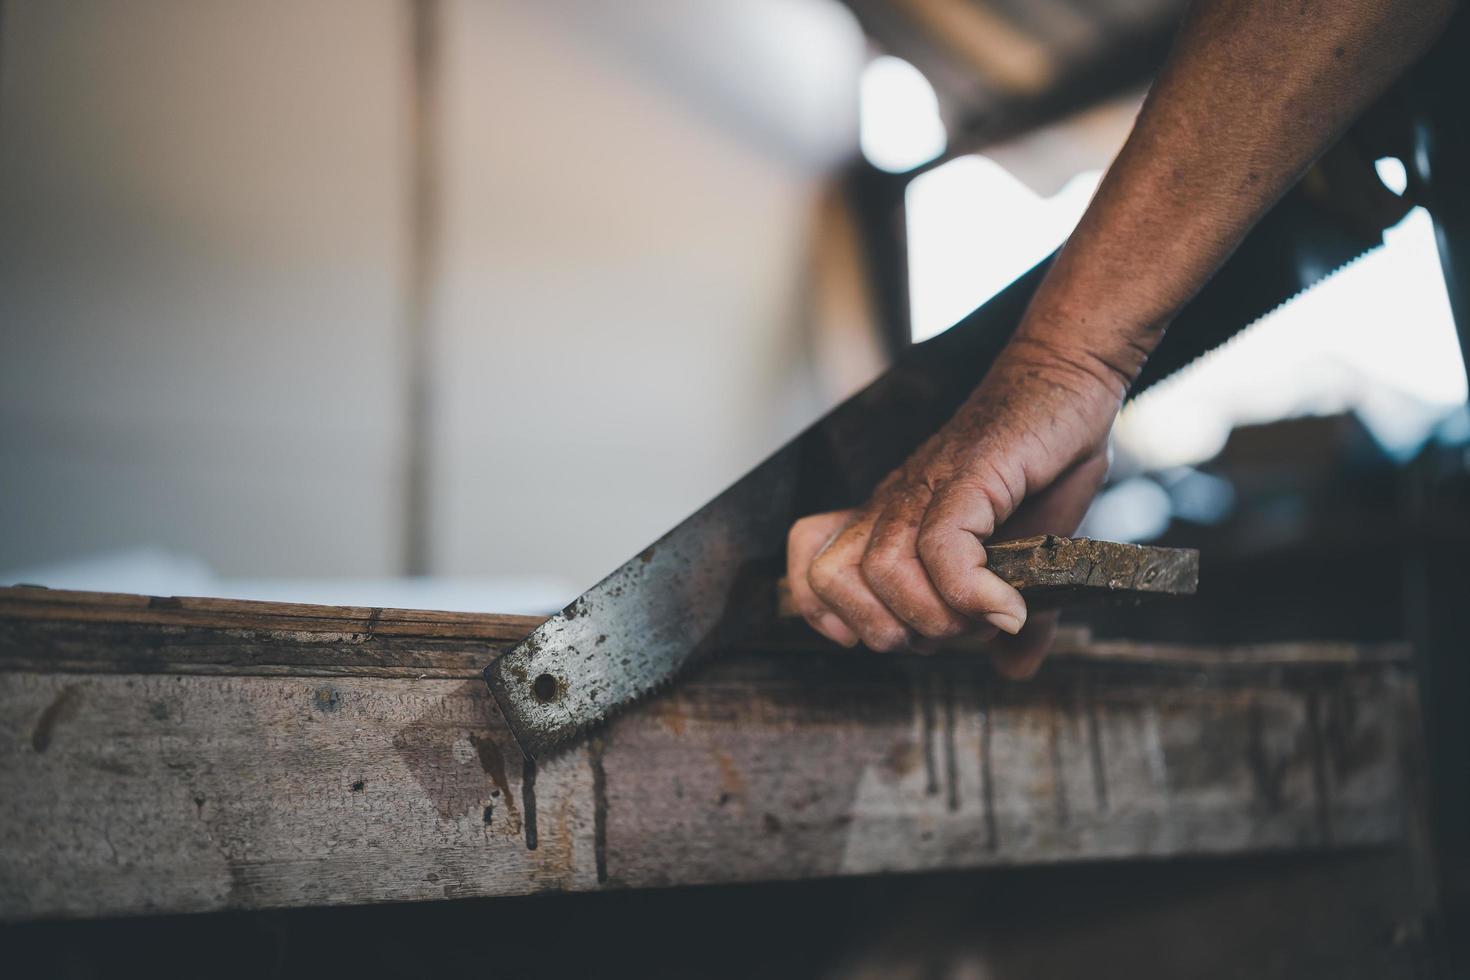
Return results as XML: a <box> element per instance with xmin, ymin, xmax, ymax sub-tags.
<box><xmin>984</xmin><ymin>612</ymin><xmax>1023</xmax><ymax>636</ymax></box>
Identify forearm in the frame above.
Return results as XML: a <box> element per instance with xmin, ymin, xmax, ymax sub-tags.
<box><xmin>790</xmin><ymin>0</ymin><xmax>1458</xmax><ymax>656</ymax></box>
<box><xmin>1009</xmin><ymin>0</ymin><xmax>1458</xmax><ymax>399</ymax></box>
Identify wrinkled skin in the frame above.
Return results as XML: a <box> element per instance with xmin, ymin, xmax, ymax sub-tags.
<box><xmin>786</xmin><ymin>338</ymin><xmax>1118</xmax><ymax>678</ymax></box>
<box><xmin>786</xmin><ymin>0</ymin><xmax>1456</xmax><ymax>674</ymax></box>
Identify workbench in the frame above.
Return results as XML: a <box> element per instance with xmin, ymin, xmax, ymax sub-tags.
<box><xmin>0</xmin><ymin>585</ymin><xmax>1433</xmax><ymax>927</ymax></box>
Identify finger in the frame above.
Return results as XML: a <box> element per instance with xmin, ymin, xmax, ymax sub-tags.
<box><xmin>787</xmin><ymin>510</ymin><xmax>860</xmax><ymax>646</ymax></box>
<box><xmin>916</xmin><ymin>478</ymin><xmax>1027</xmax><ymax>635</ymax></box>
<box><xmin>989</xmin><ymin>611</ymin><xmax>1059</xmax><ymax>679</ymax></box>
<box><xmin>810</xmin><ymin>515</ymin><xmax>915</xmax><ymax>652</ymax></box>
<box><xmin>861</xmin><ymin>489</ymin><xmax>974</xmax><ymax>640</ymax></box>
<box><xmin>998</xmin><ymin>452</ymin><xmax>1109</xmax><ymax>540</ymax></box>
<box><xmin>983</xmin><ymin>457</ymin><xmax>1108</xmax><ymax>678</ymax></box>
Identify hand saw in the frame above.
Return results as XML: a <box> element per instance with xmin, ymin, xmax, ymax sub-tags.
<box><xmin>485</xmin><ymin>169</ymin><xmax>1393</xmax><ymax>761</ymax></box>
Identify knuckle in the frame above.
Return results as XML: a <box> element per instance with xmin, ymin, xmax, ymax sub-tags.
<box><xmin>945</xmin><ymin>469</ymin><xmax>993</xmax><ymax>494</ymax></box>
<box><xmin>934</xmin><ymin>577</ymin><xmax>977</xmax><ymax>615</ymax></box>
<box><xmin>935</xmin><ymin>473</ymin><xmax>1002</xmax><ymax>526</ymax></box>
<box><xmin>915</xmin><ymin>524</ymin><xmax>947</xmax><ymax>564</ymax></box>
<box><xmin>915</xmin><ymin>543</ymin><xmax>964</xmax><ymax>603</ymax></box>
<box><xmin>858</xmin><ymin>552</ymin><xmax>898</xmax><ymax>591</ymax></box>
<box><xmin>898</xmin><ymin>477</ymin><xmax>935</xmax><ymax>508</ymax></box>
<box><xmin>923</xmin><ymin>464</ymin><xmax>967</xmax><ymax>498</ymax></box>
<box><xmin>807</xmin><ymin>557</ymin><xmax>846</xmax><ymax>599</ymax></box>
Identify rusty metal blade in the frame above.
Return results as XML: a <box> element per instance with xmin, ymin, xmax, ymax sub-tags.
<box><xmin>486</xmin><ymin>178</ymin><xmax>1387</xmax><ymax>760</ymax></box>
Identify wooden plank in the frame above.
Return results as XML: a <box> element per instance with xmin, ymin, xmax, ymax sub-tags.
<box><xmin>0</xmin><ymin>588</ymin><xmax>1422</xmax><ymax>920</ymax></box>
<box><xmin>0</xmin><ymin>586</ymin><xmax>1408</xmax><ymax>673</ymax></box>
<box><xmin>0</xmin><ymin>585</ymin><xmax>542</xmax><ymax>640</ymax></box>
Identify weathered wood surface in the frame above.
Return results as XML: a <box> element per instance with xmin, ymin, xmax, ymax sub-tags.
<box><xmin>979</xmin><ymin>534</ymin><xmax>1199</xmax><ymax>598</ymax></box>
<box><xmin>0</xmin><ymin>587</ymin><xmax>1422</xmax><ymax>921</ymax></box>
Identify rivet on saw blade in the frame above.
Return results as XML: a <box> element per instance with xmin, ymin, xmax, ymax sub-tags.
<box><xmin>532</xmin><ymin>673</ymin><xmax>561</xmax><ymax>703</ymax></box>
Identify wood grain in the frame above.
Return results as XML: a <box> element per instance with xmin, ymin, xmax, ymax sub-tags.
<box><xmin>0</xmin><ymin>587</ymin><xmax>1422</xmax><ymax>920</ymax></box>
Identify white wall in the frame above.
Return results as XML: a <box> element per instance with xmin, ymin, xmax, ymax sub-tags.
<box><xmin>0</xmin><ymin>0</ymin><xmax>865</xmax><ymax>602</ymax></box>
<box><xmin>0</xmin><ymin>0</ymin><xmax>410</xmax><ymax>577</ymax></box>
<box><xmin>429</xmin><ymin>1</ymin><xmax>862</xmax><ymax>588</ymax></box>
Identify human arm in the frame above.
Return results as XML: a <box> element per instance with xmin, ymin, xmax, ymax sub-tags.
<box><xmin>787</xmin><ymin>0</ymin><xmax>1458</xmax><ymax>673</ymax></box>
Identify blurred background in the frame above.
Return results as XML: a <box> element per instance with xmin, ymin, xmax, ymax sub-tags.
<box><xmin>0</xmin><ymin>0</ymin><xmax>868</xmax><ymax>610</ymax></box>
<box><xmin>1</xmin><ymin>0</ymin><xmax>1466</xmax><ymax>621</ymax></box>
<box><xmin>6</xmin><ymin>2</ymin><xmax>1470</xmax><ymax>975</ymax></box>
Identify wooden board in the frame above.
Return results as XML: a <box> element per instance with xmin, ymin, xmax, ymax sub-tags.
<box><xmin>0</xmin><ymin>586</ymin><xmax>1425</xmax><ymax>921</ymax></box>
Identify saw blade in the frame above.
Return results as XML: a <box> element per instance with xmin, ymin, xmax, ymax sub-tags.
<box><xmin>486</xmin><ymin>178</ymin><xmax>1388</xmax><ymax>760</ymax></box>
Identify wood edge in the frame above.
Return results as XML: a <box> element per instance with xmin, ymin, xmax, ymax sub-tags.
<box><xmin>0</xmin><ymin>659</ymin><xmax>485</xmax><ymax>681</ymax></box>
<box><xmin>0</xmin><ymin>588</ymin><xmax>1411</xmax><ymax>671</ymax></box>
<box><xmin>0</xmin><ymin>586</ymin><xmax>546</xmax><ymax>640</ymax></box>
<box><xmin>747</xmin><ymin>624</ymin><xmax>1412</xmax><ymax>666</ymax></box>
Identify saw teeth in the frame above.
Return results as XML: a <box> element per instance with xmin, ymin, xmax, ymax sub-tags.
<box><xmin>1135</xmin><ymin>243</ymin><xmax>1381</xmax><ymax>397</ymax></box>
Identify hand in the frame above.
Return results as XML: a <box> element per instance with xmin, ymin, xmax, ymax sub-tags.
<box><xmin>785</xmin><ymin>338</ymin><xmax>1119</xmax><ymax>677</ymax></box>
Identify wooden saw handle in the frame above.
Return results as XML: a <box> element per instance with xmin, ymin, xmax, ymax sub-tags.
<box><xmin>777</xmin><ymin>534</ymin><xmax>1198</xmax><ymax>618</ymax></box>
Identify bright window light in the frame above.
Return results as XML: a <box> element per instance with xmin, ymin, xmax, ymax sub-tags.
<box><xmin>1375</xmin><ymin>156</ymin><xmax>1409</xmax><ymax>195</ymax></box>
<box><xmin>1078</xmin><ymin>477</ymin><xmax>1173</xmax><ymax>543</ymax></box>
<box><xmin>906</xmin><ymin>155</ymin><xmax>1099</xmax><ymax>342</ymax></box>
<box><xmin>1116</xmin><ymin>207</ymin><xmax>1466</xmax><ymax>468</ymax></box>
<box><xmin>859</xmin><ymin>56</ymin><xmax>946</xmax><ymax>174</ymax></box>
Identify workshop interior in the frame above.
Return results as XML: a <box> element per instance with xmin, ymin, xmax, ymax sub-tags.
<box><xmin>2</xmin><ymin>1</ymin><xmax>1468</xmax><ymax>977</ymax></box>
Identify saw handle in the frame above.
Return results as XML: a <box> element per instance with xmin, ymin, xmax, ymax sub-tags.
<box><xmin>776</xmin><ymin>535</ymin><xmax>1197</xmax><ymax>618</ymax></box>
